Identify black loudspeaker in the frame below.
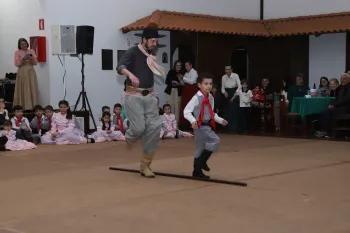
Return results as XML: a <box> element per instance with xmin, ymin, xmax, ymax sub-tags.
<box><xmin>76</xmin><ymin>25</ymin><xmax>94</xmax><ymax>54</ymax></box>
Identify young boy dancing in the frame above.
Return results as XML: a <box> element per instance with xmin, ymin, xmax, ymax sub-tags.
<box><xmin>183</xmin><ymin>73</ymin><xmax>228</xmax><ymax>179</ymax></box>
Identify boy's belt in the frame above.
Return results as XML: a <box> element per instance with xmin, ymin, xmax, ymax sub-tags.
<box><xmin>125</xmin><ymin>85</ymin><xmax>153</xmax><ymax>96</ymax></box>
<box><xmin>200</xmin><ymin>121</ymin><xmax>211</xmax><ymax>126</ymax></box>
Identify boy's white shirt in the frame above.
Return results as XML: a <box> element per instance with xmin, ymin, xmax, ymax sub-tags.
<box><xmin>237</xmin><ymin>89</ymin><xmax>253</xmax><ymax>107</ymax></box>
<box><xmin>183</xmin><ymin>91</ymin><xmax>224</xmax><ymax>125</ymax></box>
<box><xmin>11</xmin><ymin>116</ymin><xmax>31</xmax><ymax>131</ymax></box>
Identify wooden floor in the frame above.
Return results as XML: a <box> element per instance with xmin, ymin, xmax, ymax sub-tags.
<box><xmin>0</xmin><ymin>135</ymin><xmax>349</xmax><ymax>233</ymax></box>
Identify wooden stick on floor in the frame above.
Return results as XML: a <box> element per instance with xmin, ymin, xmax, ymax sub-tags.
<box><xmin>109</xmin><ymin>167</ymin><xmax>248</xmax><ymax>187</ymax></box>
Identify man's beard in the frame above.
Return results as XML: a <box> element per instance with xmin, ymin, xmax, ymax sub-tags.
<box><xmin>145</xmin><ymin>44</ymin><xmax>158</xmax><ymax>55</ymax></box>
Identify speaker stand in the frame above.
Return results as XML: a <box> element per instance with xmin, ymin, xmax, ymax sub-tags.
<box><xmin>74</xmin><ymin>53</ymin><xmax>97</xmax><ymax>130</ymax></box>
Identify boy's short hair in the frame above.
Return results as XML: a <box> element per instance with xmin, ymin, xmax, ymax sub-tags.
<box><xmin>197</xmin><ymin>73</ymin><xmax>213</xmax><ymax>84</ymax></box>
<box><xmin>33</xmin><ymin>105</ymin><xmax>44</xmax><ymax>112</ymax></box>
<box><xmin>114</xmin><ymin>103</ymin><xmax>122</xmax><ymax>109</ymax></box>
<box><xmin>45</xmin><ymin>105</ymin><xmax>54</xmax><ymax>111</ymax></box>
<box><xmin>12</xmin><ymin>105</ymin><xmax>23</xmax><ymax>112</ymax></box>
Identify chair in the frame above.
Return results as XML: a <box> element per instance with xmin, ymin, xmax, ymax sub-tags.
<box><xmin>332</xmin><ymin>114</ymin><xmax>350</xmax><ymax>139</ymax></box>
<box><xmin>279</xmin><ymin>95</ymin><xmax>304</xmax><ymax>136</ymax></box>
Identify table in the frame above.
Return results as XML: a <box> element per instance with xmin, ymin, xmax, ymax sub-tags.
<box><xmin>291</xmin><ymin>97</ymin><xmax>335</xmax><ymax>118</ymax></box>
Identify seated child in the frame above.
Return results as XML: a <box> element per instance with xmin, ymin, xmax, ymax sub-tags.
<box><xmin>44</xmin><ymin>105</ymin><xmax>54</xmax><ymax>132</ymax></box>
<box><xmin>41</xmin><ymin>100</ymin><xmax>94</xmax><ymax>145</ymax></box>
<box><xmin>112</xmin><ymin>103</ymin><xmax>125</xmax><ymax>134</ymax></box>
<box><xmin>11</xmin><ymin>105</ymin><xmax>40</xmax><ymax>144</ymax></box>
<box><xmin>251</xmin><ymin>84</ymin><xmax>264</xmax><ymax>108</ymax></box>
<box><xmin>1</xmin><ymin>120</ymin><xmax>36</xmax><ymax>151</ymax></box>
<box><xmin>102</xmin><ymin>106</ymin><xmax>110</xmax><ymax>113</ymax></box>
<box><xmin>30</xmin><ymin>105</ymin><xmax>50</xmax><ymax>136</ymax></box>
<box><xmin>0</xmin><ymin>97</ymin><xmax>9</xmax><ymax>130</ymax></box>
<box><xmin>160</xmin><ymin>104</ymin><xmax>193</xmax><ymax>139</ymax></box>
<box><xmin>89</xmin><ymin>112</ymin><xmax>125</xmax><ymax>142</ymax></box>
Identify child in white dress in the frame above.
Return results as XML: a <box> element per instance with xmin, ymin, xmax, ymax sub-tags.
<box><xmin>1</xmin><ymin>120</ymin><xmax>36</xmax><ymax>151</ymax></box>
<box><xmin>89</xmin><ymin>112</ymin><xmax>125</xmax><ymax>142</ymax></box>
<box><xmin>160</xmin><ymin>104</ymin><xmax>193</xmax><ymax>139</ymax></box>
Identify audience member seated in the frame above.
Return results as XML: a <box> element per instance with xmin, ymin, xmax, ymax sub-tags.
<box><xmin>11</xmin><ymin>105</ymin><xmax>40</xmax><ymax>144</ymax></box>
<box><xmin>287</xmin><ymin>73</ymin><xmax>309</xmax><ymax>110</ymax></box>
<box><xmin>329</xmin><ymin>78</ymin><xmax>340</xmax><ymax>98</ymax></box>
<box><xmin>0</xmin><ymin>97</ymin><xmax>9</xmax><ymax>130</ymax></box>
<box><xmin>44</xmin><ymin>105</ymin><xmax>54</xmax><ymax>131</ymax></box>
<box><xmin>317</xmin><ymin>76</ymin><xmax>330</xmax><ymax>96</ymax></box>
<box><xmin>316</xmin><ymin>73</ymin><xmax>350</xmax><ymax>138</ymax></box>
<box><xmin>41</xmin><ymin>100</ymin><xmax>94</xmax><ymax>145</ymax></box>
<box><xmin>112</xmin><ymin>103</ymin><xmax>125</xmax><ymax>134</ymax></box>
<box><xmin>160</xmin><ymin>104</ymin><xmax>193</xmax><ymax>139</ymax></box>
<box><xmin>30</xmin><ymin>105</ymin><xmax>50</xmax><ymax>136</ymax></box>
<box><xmin>89</xmin><ymin>111</ymin><xmax>125</xmax><ymax>142</ymax></box>
<box><xmin>0</xmin><ymin>120</ymin><xmax>36</xmax><ymax>151</ymax></box>
<box><xmin>251</xmin><ymin>84</ymin><xmax>264</xmax><ymax>107</ymax></box>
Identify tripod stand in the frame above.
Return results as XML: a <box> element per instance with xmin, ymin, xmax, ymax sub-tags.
<box><xmin>74</xmin><ymin>53</ymin><xmax>97</xmax><ymax>130</ymax></box>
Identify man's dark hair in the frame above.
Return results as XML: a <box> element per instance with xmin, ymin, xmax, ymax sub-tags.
<box><xmin>197</xmin><ymin>73</ymin><xmax>213</xmax><ymax>84</ymax></box>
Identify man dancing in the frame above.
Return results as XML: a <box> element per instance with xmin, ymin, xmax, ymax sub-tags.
<box><xmin>116</xmin><ymin>28</ymin><xmax>164</xmax><ymax>178</ymax></box>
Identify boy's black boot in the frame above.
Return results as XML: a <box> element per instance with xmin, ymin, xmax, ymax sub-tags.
<box><xmin>192</xmin><ymin>157</ymin><xmax>210</xmax><ymax>179</ymax></box>
<box><xmin>201</xmin><ymin>149</ymin><xmax>212</xmax><ymax>172</ymax></box>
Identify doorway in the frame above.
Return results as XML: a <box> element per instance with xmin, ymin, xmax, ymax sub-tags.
<box><xmin>230</xmin><ymin>48</ymin><xmax>249</xmax><ymax>81</ymax></box>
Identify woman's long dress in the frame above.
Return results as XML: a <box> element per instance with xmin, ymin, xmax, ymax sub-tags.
<box><xmin>13</xmin><ymin>49</ymin><xmax>39</xmax><ymax>110</ymax></box>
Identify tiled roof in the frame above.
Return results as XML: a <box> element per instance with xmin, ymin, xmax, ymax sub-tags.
<box><xmin>120</xmin><ymin>10</ymin><xmax>350</xmax><ymax>37</ymax></box>
<box><xmin>264</xmin><ymin>12</ymin><xmax>350</xmax><ymax>36</ymax></box>
<box><xmin>121</xmin><ymin>10</ymin><xmax>269</xmax><ymax>36</ymax></box>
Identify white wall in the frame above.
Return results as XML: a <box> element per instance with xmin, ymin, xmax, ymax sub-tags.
<box><xmin>42</xmin><ymin>0</ymin><xmax>259</xmax><ymax>127</ymax></box>
<box><xmin>264</xmin><ymin>0</ymin><xmax>350</xmax><ymax>19</ymax></box>
<box><xmin>0</xmin><ymin>0</ymin><xmax>50</xmax><ymax>106</ymax></box>
<box><xmin>309</xmin><ymin>33</ymin><xmax>347</xmax><ymax>87</ymax></box>
<box><xmin>0</xmin><ymin>0</ymin><xmax>259</xmax><ymax>127</ymax></box>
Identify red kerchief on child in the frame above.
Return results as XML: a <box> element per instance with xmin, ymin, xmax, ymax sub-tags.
<box><xmin>15</xmin><ymin>117</ymin><xmax>23</xmax><ymax>127</ymax></box>
<box><xmin>116</xmin><ymin>114</ymin><xmax>124</xmax><ymax>133</ymax></box>
<box><xmin>197</xmin><ymin>91</ymin><xmax>216</xmax><ymax>131</ymax></box>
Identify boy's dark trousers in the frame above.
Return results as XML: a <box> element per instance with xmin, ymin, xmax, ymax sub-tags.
<box><xmin>238</xmin><ymin>107</ymin><xmax>251</xmax><ymax>132</ymax></box>
<box><xmin>14</xmin><ymin>128</ymin><xmax>40</xmax><ymax>144</ymax></box>
<box><xmin>192</xmin><ymin>125</ymin><xmax>220</xmax><ymax>179</ymax></box>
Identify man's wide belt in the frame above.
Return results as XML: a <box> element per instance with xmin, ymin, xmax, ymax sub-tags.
<box><xmin>125</xmin><ymin>85</ymin><xmax>153</xmax><ymax>96</ymax></box>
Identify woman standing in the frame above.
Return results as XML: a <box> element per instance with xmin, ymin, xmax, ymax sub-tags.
<box><xmin>13</xmin><ymin>38</ymin><xmax>39</xmax><ymax>110</ymax></box>
<box><xmin>178</xmin><ymin>61</ymin><xmax>198</xmax><ymax>128</ymax></box>
<box><xmin>164</xmin><ymin>60</ymin><xmax>184</xmax><ymax>123</ymax></box>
